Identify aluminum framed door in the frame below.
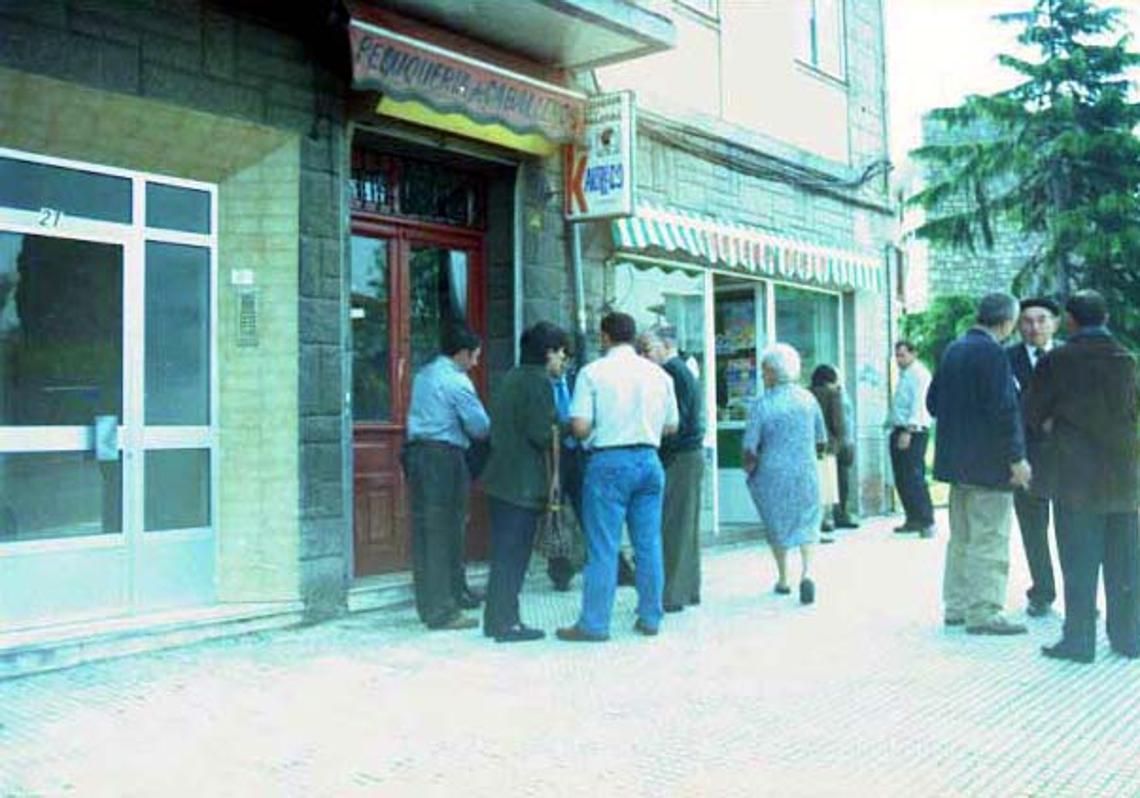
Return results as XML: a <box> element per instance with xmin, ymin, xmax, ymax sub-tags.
<box><xmin>0</xmin><ymin>148</ymin><xmax>217</xmax><ymax>630</ymax></box>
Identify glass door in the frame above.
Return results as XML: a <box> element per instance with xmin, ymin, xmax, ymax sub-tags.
<box><xmin>350</xmin><ymin>223</ymin><xmax>485</xmax><ymax>576</ymax></box>
<box><xmin>0</xmin><ymin>149</ymin><xmax>216</xmax><ymax>630</ymax></box>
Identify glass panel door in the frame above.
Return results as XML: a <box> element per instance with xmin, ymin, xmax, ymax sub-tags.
<box><xmin>0</xmin><ymin>231</ymin><xmax>124</xmax><ymax>543</ymax></box>
<box><xmin>351</xmin><ymin>235</ymin><xmax>392</xmax><ymax>423</ymax></box>
<box><xmin>774</xmin><ymin>285</ymin><xmax>840</xmax><ymax>384</ymax></box>
<box><xmin>0</xmin><ymin>149</ymin><xmax>218</xmax><ymax>629</ymax></box>
<box><xmin>409</xmin><ymin>244</ymin><xmax>470</xmax><ymax>370</ymax></box>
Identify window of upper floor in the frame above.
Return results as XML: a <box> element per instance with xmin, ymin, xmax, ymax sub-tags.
<box><xmin>795</xmin><ymin>0</ymin><xmax>846</xmax><ymax>81</ymax></box>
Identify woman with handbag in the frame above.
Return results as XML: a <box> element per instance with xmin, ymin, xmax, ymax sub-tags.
<box><xmin>480</xmin><ymin>321</ymin><xmax>570</xmax><ymax>643</ymax></box>
<box><xmin>809</xmin><ymin>364</ymin><xmax>847</xmax><ymax>542</ymax></box>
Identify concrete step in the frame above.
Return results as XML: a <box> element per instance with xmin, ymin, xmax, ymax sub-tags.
<box><xmin>0</xmin><ymin>601</ymin><xmax>305</xmax><ymax>680</ymax></box>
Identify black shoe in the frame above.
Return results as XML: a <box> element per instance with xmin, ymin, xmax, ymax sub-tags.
<box><xmin>556</xmin><ymin>625</ymin><xmax>609</xmax><ymax>643</ymax></box>
<box><xmin>458</xmin><ymin>590</ymin><xmax>483</xmax><ymax>610</ymax></box>
<box><xmin>1026</xmin><ymin>600</ymin><xmax>1053</xmax><ymax>618</ymax></box>
<box><xmin>1042</xmin><ymin>641</ymin><xmax>1094</xmax><ymax>664</ymax></box>
<box><xmin>820</xmin><ymin>521</ymin><xmax>835</xmax><ymax>532</ymax></box>
<box><xmin>663</xmin><ymin>604</ymin><xmax>684</xmax><ymax>613</ymax></box>
<box><xmin>820</xmin><ymin>533</ymin><xmax>835</xmax><ymax>545</ymax></box>
<box><xmin>835</xmin><ymin>518</ymin><xmax>860</xmax><ymax>530</ymax></box>
<box><xmin>494</xmin><ymin>624</ymin><xmax>545</xmax><ymax>643</ymax></box>
<box><xmin>799</xmin><ymin>578</ymin><xmax>815</xmax><ymax>605</ymax></box>
<box><xmin>893</xmin><ymin>523</ymin><xmax>918</xmax><ymax>534</ymax></box>
<box><xmin>633</xmin><ymin>619</ymin><xmax>659</xmax><ymax>636</ymax></box>
<box><xmin>1110</xmin><ymin>643</ymin><xmax>1140</xmax><ymax>659</ymax></box>
<box><xmin>774</xmin><ymin>583</ymin><xmax>791</xmax><ymax>595</ymax></box>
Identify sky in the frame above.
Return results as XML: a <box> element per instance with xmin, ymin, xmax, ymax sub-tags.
<box><xmin>885</xmin><ymin>0</ymin><xmax>1140</xmax><ymax>164</ymax></box>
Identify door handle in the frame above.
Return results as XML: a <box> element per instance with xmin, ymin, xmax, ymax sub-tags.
<box><xmin>93</xmin><ymin>415</ymin><xmax>120</xmax><ymax>462</ymax></box>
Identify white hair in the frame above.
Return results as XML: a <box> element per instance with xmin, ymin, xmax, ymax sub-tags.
<box><xmin>759</xmin><ymin>343</ymin><xmax>802</xmax><ymax>384</ymax></box>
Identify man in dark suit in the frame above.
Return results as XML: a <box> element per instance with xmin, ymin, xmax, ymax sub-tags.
<box><xmin>927</xmin><ymin>293</ymin><xmax>1032</xmax><ymax>635</ymax></box>
<box><xmin>1007</xmin><ymin>298</ymin><xmax>1061</xmax><ymax>617</ymax></box>
<box><xmin>1026</xmin><ymin>290</ymin><xmax>1139</xmax><ymax>664</ymax></box>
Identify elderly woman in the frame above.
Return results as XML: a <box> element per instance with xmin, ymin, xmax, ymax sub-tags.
<box><xmin>481</xmin><ymin>321</ymin><xmax>569</xmax><ymax>642</ymax></box>
<box><xmin>743</xmin><ymin>343</ymin><xmax>828</xmax><ymax>604</ymax></box>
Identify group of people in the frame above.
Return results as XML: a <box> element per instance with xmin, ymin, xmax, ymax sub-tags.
<box><xmin>401</xmin><ymin>288</ymin><xmax>1139</xmax><ymax>663</ymax></box>
<box><xmin>402</xmin><ymin>312</ymin><xmax>706</xmax><ymax>643</ymax></box>
<box><xmin>900</xmin><ymin>289</ymin><xmax>1138</xmax><ymax>663</ymax></box>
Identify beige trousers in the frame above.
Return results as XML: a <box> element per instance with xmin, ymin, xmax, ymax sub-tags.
<box><xmin>943</xmin><ymin>484</ymin><xmax>1014</xmax><ymax>625</ymax></box>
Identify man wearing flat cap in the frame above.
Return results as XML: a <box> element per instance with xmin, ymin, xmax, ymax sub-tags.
<box><xmin>1007</xmin><ymin>297</ymin><xmax>1061</xmax><ymax>618</ymax></box>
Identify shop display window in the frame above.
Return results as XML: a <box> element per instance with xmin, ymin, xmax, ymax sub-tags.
<box><xmin>607</xmin><ymin>260</ymin><xmax>706</xmax><ymax>381</ymax></box>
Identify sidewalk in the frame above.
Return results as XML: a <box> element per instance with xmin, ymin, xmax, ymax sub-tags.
<box><xmin>2</xmin><ymin>512</ymin><xmax>1139</xmax><ymax>797</ymax></box>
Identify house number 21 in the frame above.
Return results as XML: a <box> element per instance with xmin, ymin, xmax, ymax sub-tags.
<box><xmin>38</xmin><ymin>207</ymin><xmax>62</xmax><ymax>228</ymax></box>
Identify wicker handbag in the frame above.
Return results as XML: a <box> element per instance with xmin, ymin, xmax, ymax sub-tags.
<box><xmin>535</xmin><ymin>425</ymin><xmax>573</xmax><ymax>559</ymax></box>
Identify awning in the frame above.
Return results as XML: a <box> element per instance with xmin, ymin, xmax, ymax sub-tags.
<box><xmin>612</xmin><ymin>204</ymin><xmax>884</xmax><ymax>293</ymax></box>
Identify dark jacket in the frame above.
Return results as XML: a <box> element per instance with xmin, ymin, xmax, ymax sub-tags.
<box><xmin>927</xmin><ymin>328</ymin><xmax>1025</xmax><ymax>489</ymax></box>
<box><xmin>659</xmin><ymin>356</ymin><xmax>704</xmax><ymax>463</ymax></box>
<box><xmin>1024</xmin><ymin>328</ymin><xmax>1139</xmax><ymax>513</ymax></box>
<box><xmin>481</xmin><ymin>364</ymin><xmax>556</xmax><ymax>511</ymax></box>
<box><xmin>1007</xmin><ymin>342</ymin><xmax>1049</xmax><ymax>496</ymax></box>
<box><xmin>810</xmin><ymin>384</ymin><xmax>846</xmax><ymax>454</ymax></box>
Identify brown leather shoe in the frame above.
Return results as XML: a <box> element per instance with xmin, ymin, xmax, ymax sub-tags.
<box><xmin>555</xmin><ymin>625</ymin><xmax>609</xmax><ymax>642</ymax></box>
<box><xmin>966</xmin><ymin>616</ymin><xmax>1027</xmax><ymax>636</ymax></box>
<box><xmin>429</xmin><ymin>614</ymin><xmax>478</xmax><ymax>631</ymax></box>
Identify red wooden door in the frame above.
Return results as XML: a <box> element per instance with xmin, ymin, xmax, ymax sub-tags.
<box><xmin>350</xmin><ymin>219</ymin><xmax>487</xmax><ymax>577</ymax></box>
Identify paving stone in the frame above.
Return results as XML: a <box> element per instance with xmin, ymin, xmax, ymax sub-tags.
<box><xmin>1</xmin><ymin>512</ymin><xmax>1138</xmax><ymax>796</ymax></box>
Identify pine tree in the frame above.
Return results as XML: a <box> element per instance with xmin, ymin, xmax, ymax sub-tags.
<box><xmin>909</xmin><ymin>0</ymin><xmax>1140</xmax><ymax>348</ymax></box>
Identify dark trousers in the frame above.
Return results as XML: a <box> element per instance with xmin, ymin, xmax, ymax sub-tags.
<box><xmin>483</xmin><ymin>497</ymin><xmax>540</xmax><ymax>635</ymax></box>
<box><xmin>1054</xmin><ymin>504</ymin><xmax>1140</xmax><ymax>657</ymax></box>
<box><xmin>662</xmin><ymin>449</ymin><xmax>703</xmax><ymax>607</ymax></box>
<box><xmin>889</xmin><ymin>429</ymin><xmax>934</xmax><ymax>527</ymax></box>
<box><xmin>1014</xmin><ymin>489</ymin><xmax>1055</xmax><ymax>605</ymax></box>
<box><xmin>405</xmin><ymin>442</ymin><xmax>470</xmax><ymax>627</ymax></box>
<box><xmin>835</xmin><ymin>443</ymin><xmax>855</xmax><ymax>523</ymax></box>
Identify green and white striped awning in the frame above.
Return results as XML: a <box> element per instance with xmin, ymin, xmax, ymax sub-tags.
<box><xmin>612</xmin><ymin>203</ymin><xmax>883</xmax><ymax>292</ymax></box>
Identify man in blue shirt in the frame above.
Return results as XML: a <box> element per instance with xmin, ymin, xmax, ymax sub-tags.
<box><xmin>404</xmin><ymin>325</ymin><xmax>490</xmax><ymax>630</ymax></box>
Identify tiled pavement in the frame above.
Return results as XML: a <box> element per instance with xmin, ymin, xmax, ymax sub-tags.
<box><xmin>2</xmin><ymin>511</ymin><xmax>1139</xmax><ymax>797</ymax></box>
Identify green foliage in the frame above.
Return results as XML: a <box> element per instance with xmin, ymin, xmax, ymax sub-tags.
<box><xmin>908</xmin><ymin>0</ymin><xmax>1140</xmax><ymax>351</ymax></box>
<box><xmin>900</xmin><ymin>295</ymin><xmax>977</xmax><ymax>370</ymax></box>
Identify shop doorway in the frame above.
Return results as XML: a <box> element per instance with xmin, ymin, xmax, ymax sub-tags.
<box><xmin>713</xmin><ymin>276</ymin><xmax>843</xmax><ymax>526</ymax></box>
<box><xmin>0</xmin><ymin>150</ymin><xmax>217</xmax><ymax>630</ymax></box>
<box><xmin>349</xmin><ymin>223</ymin><xmax>485</xmax><ymax>576</ymax></box>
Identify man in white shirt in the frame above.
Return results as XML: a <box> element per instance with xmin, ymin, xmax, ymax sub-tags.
<box><xmin>557</xmin><ymin>312</ymin><xmax>679</xmax><ymax>642</ymax></box>
<box><xmin>1007</xmin><ymin>297</ymin><xmax>1060</xmax><ymax>617</ymax></box>
<box><xmin>889</xmin><ymin>340</ymin><xmax>936</xmax><ymax>537</ymax></box>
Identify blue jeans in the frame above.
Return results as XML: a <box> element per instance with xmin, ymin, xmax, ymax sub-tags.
<box><xmin>578</xmin><ymin>448</ymin><xmax>665</xmax><ymax>636</ymax></box>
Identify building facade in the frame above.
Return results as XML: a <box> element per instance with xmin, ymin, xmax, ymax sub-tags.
<box><xmin>0</xmin><ymin>0</ymin><xmax>894</xmax><ymax>660</ymax></box>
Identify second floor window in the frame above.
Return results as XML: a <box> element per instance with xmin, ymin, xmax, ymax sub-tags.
<box><xmin>797</xmin><ymin>0</ymin><xmax>845</xmax><ymax>79</ymax></box>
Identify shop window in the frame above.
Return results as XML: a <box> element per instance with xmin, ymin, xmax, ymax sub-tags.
<box><xmin>713</xmin><ymin>276</ymin><xmax>766</xmax><ymax>470</ymax></box>
<box><xmin>796</xmin><ymin>0</ymin><xmax>845</xmax><ymax>79</ymax></box>
<box><xmin>773</xmin><ymin>285</ymin><xmax>840</xmax><ymax>383</ymax></box>
<box><xmin>608</xmin><ymin>260</ymin><xmax>706</xmax><ymax>380</ymax></box>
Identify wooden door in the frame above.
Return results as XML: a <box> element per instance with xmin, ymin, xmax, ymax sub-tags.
<box><xmin>350</xmin><ymin>220</ymin><xmax>486</xmax><ymax>577</ymax></box>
